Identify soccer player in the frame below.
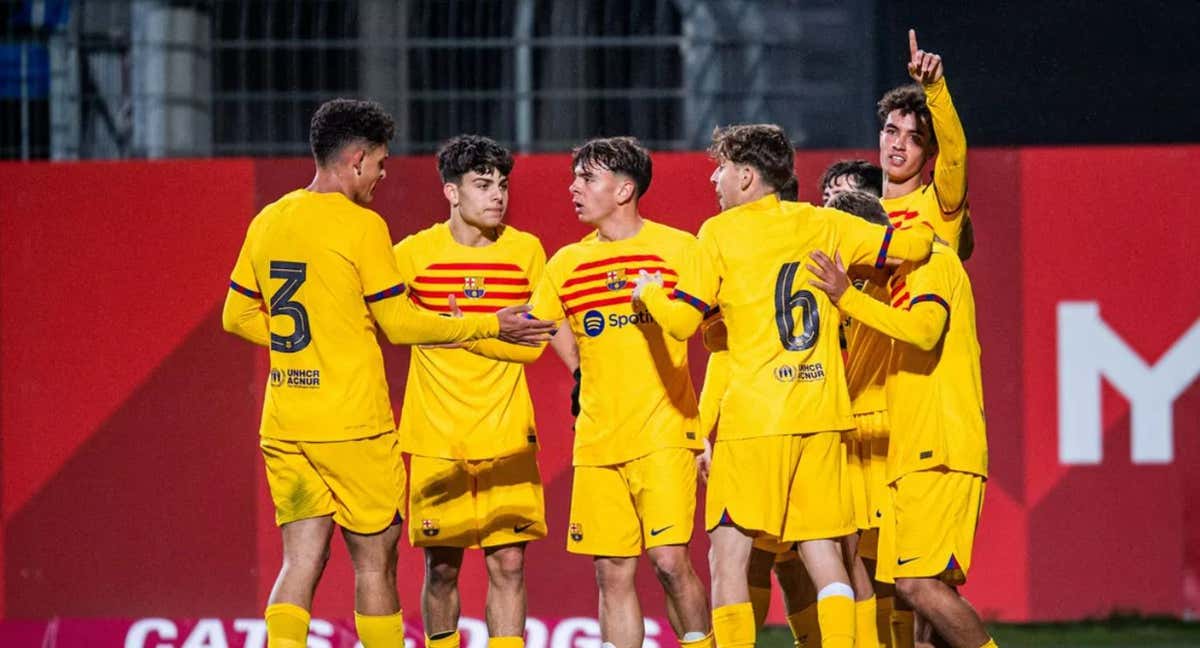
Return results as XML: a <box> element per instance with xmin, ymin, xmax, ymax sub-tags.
<box><xmin>221</xmin><ymin>100</ymin><xmax>555</xmax><ymax>648</ymax></box>
<box><xmin>879</xmin><ymin>30</ymin><xmax>972</xmax><ymax>259</ymax></box>
<box><xmin>806</xmin><ymin>226</ymin><xmax>996</xmax><ymax>648</ymax></box>
<box><xmin>633</xmin><ymin>124</ymin><xmax>933</xmax><ymax>648</ymax></box>
<box><xmin>820</xmin><ymin>160</ymin><xmax>883</xmax><ymax>203</ymax></box>
<box><xmin>392</xmin><ymin>135</ymin><xmax>547</xmax><ymax>648</ymax></box>
<box><xmin>527</xmin><ymin>137</ymin><xmax>713</xmax><ymax>648</ymax></box>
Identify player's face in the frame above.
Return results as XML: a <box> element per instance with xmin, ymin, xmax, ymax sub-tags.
<box><xmin>452</xmin><ymin>169</ymin><xmax>508</xmax><ymax>229</ymax></box>
<box><xmin>710</xmin><ymin>158</ymin><xmax>744</xmax><ymax>211</ymax></box>
<box><xmin>879</xmin><ymin>110</ymin><xmax>931</xmax><ymax>183</ymax></box>
<box><xmin>822</xmin><ymin>174</ymin><xmax>858</xmax><ymax>205</ymax></box>
<box><xmin>351</xmin><ymin>145</ymin><xmax>388</xmax><ymax>205</ymax></box>
<box><xmin>570</xmin><ymin>162</ymin><xmax>623</xmax><ymax>225</ymax></box>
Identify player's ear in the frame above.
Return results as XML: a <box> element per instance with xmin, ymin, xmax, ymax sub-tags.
<box><xmin>443</xmin><ymin>182</ymin><xmax>460</xmax><ymax>207</ymax></box>
<box><xmin>351</xmin><ymin>148</ymin><xmax>366</xmax><ymax>176</ymax></box>
<box><xmin>738</xmin><ymin>164</ymin><xmax>755</xmax><ymax>192</ymax></box>
<box><xmin>615</xmin><ymin>177</ymin><xmax>635</xmax><ymax>205</ymax></box>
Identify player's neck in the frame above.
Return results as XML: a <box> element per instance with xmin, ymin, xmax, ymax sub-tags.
<box><xmin>307</xmin><ymin>167</ymin><xmax>352</xmax><ymax>199</ymax></box>
<box><xmin>447</xmin><ymin>212</ymin><xmax>500</xmax><ymax>247</ymax></box>
<box><xmin>595</xmin><ymin>209</ymin><xmax>643</xmax><ymax>242</ymax></box>
<box><xmin>883</xmin><ymin>173</ymin><xmax>923</xmax><ymax>199</ymax></box>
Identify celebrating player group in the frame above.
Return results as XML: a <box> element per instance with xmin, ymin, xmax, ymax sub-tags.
<box><xmin>222</xmin><ymin>30</ymin><xmax>996</xmax><ymax>648</ymax></box>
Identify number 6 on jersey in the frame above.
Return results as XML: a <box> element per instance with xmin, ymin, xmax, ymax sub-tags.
<box><xmin>775</xmin><ymin>262</ymin><xmax>819</xmax><ymax>351</ymax></box>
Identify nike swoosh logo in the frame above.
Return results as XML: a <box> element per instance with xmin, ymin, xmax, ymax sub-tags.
<box><xmin>897</xmin><ymin>556</ymin><xmax>921</xmax><ymax>566</ymax></box>
<box><xmin>514</xmin><ymin>522</ymin><xmax>536</xmax><ymax>534</ymax></box>
<box><xmin>650</xmin><ymin>525</ymin><xmax>673</xmax><ymax>537</ymax></box>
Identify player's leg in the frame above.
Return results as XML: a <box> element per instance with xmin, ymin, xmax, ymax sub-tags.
<box><xmin>633</xmin><ymin>448</ymin><xmax>711</xmax><ymax>647</ymax></box>
<box><xmin>895</xmin><ymin>579</ymin><xmax>990</xmax><ymax>648</ymax></box>
<box><xmin>266</xmin><ymin>516</ymin><xmax>336</xmax><ymax>648</ymax></box>
<box><xmin>787</xmin><ymin>432</ymin><xmax>859</xmax><ymax>648</ymax></box>
<box><xmin>260</xmin><ymin>437</ymin><xmax>341</xmax><ymax>648</ymax></box>
<box><xmin>708</xmin><ymin>524</ymin><xmax>756</xmax><ymax>648</ymax></box>
<box><xmin>423</xmin><ymin>546</ymin><xmax>466</xmax><ymax>644</ymax></box>
<box><xmin>484</xmin><ymin>544</ymin><xmax>528</xmax><ymax>639</ymax></box>
<box><xmin>305</xmin><ymin>432</ymin><xmax>409</xmax><ymax>648</ymax></box>
<box><xmin>843</xmin><ymin>532</ymin><xmax>882</xmax><ymax>648</ymax></box>
<box><xmin>595</xmin><ymin>555</ymin><xmax>643</xmax><ymax>648</ymax></box>
<box><xmin>746</xmin><ymin>546</ymin><xmax>776</xmax><ymax>628</ymax></box>
<box><xmin>342</xmin><ymin>522</ymin><xmax>407</xmax><ymax>647</ymax></box>
<box><xmin>773</xmin><ymin>551</ymin><xmax>820</xmax><ymax>648</ymax></box>
<box><xmin>475</xmin><ymin>450</ymin><xmax>546</xmax><ymax>646</ymax></box>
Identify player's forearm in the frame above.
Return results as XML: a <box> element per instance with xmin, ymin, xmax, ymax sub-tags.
<box><xmin>464</xmin><ymin>338</ymin><xmax>546</xmax><ymax>364</ymax></box>
<box><xmin>548</xmin><ymin>320</ymin><xmax>580</xmax><ymax>372</ymax></box>
<box><xmin>884</xmin><ymin>226</ymin><xmax>934</xmax><ymax>264</ymax></box>
<box><xmin>221</xmin><ymin>291</ymin><xmax>270</xmax><ymax>347</ymax></box>
<box><xmin>638</xmin><ymin>284</ymin><xmax>703</xmax><ymax>340</ymax></box>
<box><xmin>838</xmin><ymin>289</ymin><xmax>947</xmax><ymax>351</ymax></box>
<box><xmin>698</xmin><ymin>350</ymin><xmax>730</xmax><ymax>437</ymax></box>
<box><xmin>370</xmin><ymin>297</ymin><xmax>499</xmax><ymax>346</ymax></box>
<box><xmin>925</xmin><ymin>77</ymin><xmax>967</xmax><ymax>212</ymax></box>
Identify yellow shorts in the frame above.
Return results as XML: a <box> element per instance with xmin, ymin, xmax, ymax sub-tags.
<box><xmin>568</xmin><ymin>447</ymin><xmax>697</xmax><ymax>557</ymax></box>
<box><xmin>858</xmin><ymin>527</ymin><xmax>880</xmax><ymax>561</ymax></box>
<box><xmin>844</xmin><ymin>435</ymin><xmax>870</xmax><ymax>530</ymax></box>
<box><xmin>408</xmin><ymin>450</ymin><xmax>546</xmax><ymax>549</ymax></box>
<box><xmin>260</xmin><ymin>432</ymin><xmax>405</xmax><ymax>535</ymax></box>
<box><xmin>875</xmin><ymin>468</ymin><xmax>985</xmax><ymax>585</ymax></box>
<box><xmin>706</xmin><ymin>432</ymin><xmax>855</xmax><ymax>542</ymax></box>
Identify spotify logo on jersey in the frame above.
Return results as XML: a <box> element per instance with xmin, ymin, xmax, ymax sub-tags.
<box><xmin>583</xmin><ymin>310</ymin><xmax>606</xmax><ymax>337</ymax></box>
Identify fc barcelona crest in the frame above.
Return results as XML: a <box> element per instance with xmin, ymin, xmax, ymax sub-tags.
<box><xmin>569</xmin><ymin>522</ymin><xmax>584</xmax><ymax>542</ymax></box>
<box><xmin>605</xmin><ymin>270</ymin><xmax>627</xmax><ymax>291</ymax></box>
<box><xmin>463</xmin><ymin>276</ymin><xmax>486</xmax><ymax>299</ymax></box>
<box><xmin>421</xmin><ymin>519</ymin><xmax>440</xmax><ymax>537</ymax></box>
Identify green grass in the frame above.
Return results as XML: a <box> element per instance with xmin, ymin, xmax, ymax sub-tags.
<box><xmin>756</xmin><ymin>616</ymin><xmax>1200</xmax><ymax>647</ymax></box>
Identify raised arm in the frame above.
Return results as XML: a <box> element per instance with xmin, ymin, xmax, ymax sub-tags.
<box><xmin>909</xmin><ymin>29</ymin><xmax>966</xmax><ymax>214</ymax></box>
<box><xmin>633</xmin><ymin>227</ymin><xmax>720</xmax><ymax>341</ymax></box>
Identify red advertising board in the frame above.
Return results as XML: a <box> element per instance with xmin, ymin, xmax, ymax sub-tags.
<box><xmin>0</xmin><ymin>145</ymin><xmax>1197</xmax><ymax>638</ymax></box>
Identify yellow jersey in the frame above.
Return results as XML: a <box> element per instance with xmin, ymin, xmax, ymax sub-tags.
<box><xmin>882</xmin><ymin>77</ymin><xmax>968</xmax><ymax>251</ymax></box>
<box><xmin>529</xmin><ymin>219</ymin><xmax>706</xmax><ymax>466</ymax></box>
<box><xmin>223</xmin><ymin>189</ymin><xmax>498</xmax><ymax>442</ymax></box>
<box><xmin>837</xmin><ymin>242</ymin><xmax>986</xmax><ymax>481</ymax></box>
<box><xmin>844</xmin><ymin>281</ymin><xmax>891</xmax><ymax>416</ymax></box>
<box><xmin>638</xmin><ymin>194</ymin><xmax>933</xmax><ymax>441</ymax></box>
<box><xmin>393</xmin><ymin>223</ymin><xmax>546</xmax><ymax>460</ymax></box>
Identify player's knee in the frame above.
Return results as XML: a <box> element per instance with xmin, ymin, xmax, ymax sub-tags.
<box><xmin>594</xmin><ymin>557</ymin><xmax>636</xmax><ymax>592</ymax></box>
<box><xmin>426</xmin><ymin>559</ymin><xmax>461</xmax><ymax>591</ymax></box>
<box><xmin>284</xmin><ymin>545</ymin><xmax>331</xmax><ymax>574</ymax></box>
<box><xmin>894</xmin><ymin>577</ymin><xmax>933</xmax><ymax>603</ymax></box>
<box><xmin>649</xmin><ymin>549</ymin><xmax>692</xmax><ymax>589</ymax></box>
<box><xmin>487</xmin><ymin>548</ymin><xmax>526</xmax><ymax>586</ymax></box>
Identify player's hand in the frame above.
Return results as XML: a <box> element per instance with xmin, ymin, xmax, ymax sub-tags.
<box><xmin>807</xmin><ymin>251</ymin><xmax>851</xmax><ymax>304</ymax></box>
<box><xmin>906</xmin><ymin>29</ymin><xmax>944</xmax><ymax>85</ymax></box>
<box><xmin>421</xmin><ymin>294</ymin><xmax>467</xmax><ymax>349</ymax></box>
<box><xmin>631</xmin><ymin>269</ymin><xmax>664</xmax><ymax>301</ymax></box>
<box><xmin>496</xmin><ymin>304</ymin><xmax>556</xmax><ymax>346</ymax></box>
<box><xmin>696</xmin><ymin>438</ymin><xmax>713</xmax><ymax>483</ymax></box>
<box><xmin>570</xmin><ymin>368</ymin><xmax>582</xmax><ymax>417</ymax></box>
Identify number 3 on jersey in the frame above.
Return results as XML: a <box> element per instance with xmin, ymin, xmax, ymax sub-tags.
<box><xmin>774</xmin><ymin>262</ymin><xmax>819</xmax><ymax>351</ymax></box>
<box><xmin>270</xmin><ymin>260</ymin><xmax>312</xmax><ymax>353</ymax></box>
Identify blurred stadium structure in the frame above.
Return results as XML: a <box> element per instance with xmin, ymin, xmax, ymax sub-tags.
<box><xmin>0</xmin><ymin>0</ymin><xmax>879</xmax><ymax>159</ymax></box>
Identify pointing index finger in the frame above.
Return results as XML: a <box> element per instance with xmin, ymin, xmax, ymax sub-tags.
<box><xmin>909</xmin><ymin>29</ymin><xmax>918</xmax><ymax>60</ymax></box>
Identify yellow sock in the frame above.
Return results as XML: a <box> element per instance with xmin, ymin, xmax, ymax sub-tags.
<box><xmin>426</xmin><ymin>630</ymin><xmax>461</xmax><ymax>648</ymax></box>
<box><xmin>264</xmin><ymin>603</ymin><xmax>310</xmax><ymax>648</ymax></box>
<box><xmin>817</xmin><ymin>593</ymin><xmax>856</xmax><ymax>648</ymax></box>
<box><xmin>786</xmin><ymin>604</ymin><xmax>820</xmax><ymax>648</ymax></box>
<box><xmin>355</xmin><ymin>610</ymin><xmax>405</xmax><ymax>648</ymax></box>
<box><xmin>855</xmin><ymin>596</ymin><xmax>880</xmax><ymax>648</ymax></box>
<box><xmin>712</xmin><ymin>602</ymin><xmax>756</xmax><ymax>648</ymax></box>
<box><xmin>978</xmin><ymin>641</ymin><xmax>999</xmax><ymax>648</ymax></box>
<box><xmin>488</xmin><ymin>637</ymin><xmax>524</xmax><ymax>648</ymax></box>
<box><xmin>749</xmin><ymin>586</ymin><xmax>772</xmax><ymax>629</ymax></box>
<box><xmin>678</xmin><ymin>631</ymin><xmax>715</xmax><ymax>648</ymax></box>
<box><xmin>875</xmin><ymin>596</ymin><xmax>894</xmax><ymax>648</ymax></box>
<box><xmin>890</xmin><ymin>609</ymin><xmax>914</xmax><ymax>648</ymax></box>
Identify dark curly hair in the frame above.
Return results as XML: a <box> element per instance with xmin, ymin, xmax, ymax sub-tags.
<box><xmin>572</xmin><ymin>136</ymin><xmax>653</xmax><ymax>198</ymax></box>
<box><xmin>877</xmin><ymin>84</ymin><xmax>935</xmax><ymax>148</ymax></box>
<box><xmin>709</xmin><ymin>124</ymin><xmax>795</xmax><ymax>193</ymax></box>
<box><xmin>819</xmin><ymin>159</ymin><xmax>883</xmax><ymax>197</ymax></box>
<box><xmin>309</xmin><ymin>98</ymin><xmax>395</xmax><ymax>166</ymax></box>
<box><xmin>827</xmin><ymin>190</ymin><xmax>890</xmax><ymax>227</ymax></box>
<box><xmin>437</xmin><ymin>134</ymin><xmax>514</xmax><ymax>184</ymax></box>
<box><xmin>777</xmin><ymin>175</ymin><xmax>799</xmax><ymax>201</ymax></box>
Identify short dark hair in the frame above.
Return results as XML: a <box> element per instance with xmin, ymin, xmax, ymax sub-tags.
<box><xmin>709</xmin><ymin>124</ymin><xmax>795</xmax><ymax>192</ymax></box>
<box><xmin>437</xmin><ymin>134</ymin><xmax>514</xmax><ymax>184</ymax></box>
<box><xmin>778</xmin><ymin>175</ymin><xmax>799</xmax><ymax>201</ymax></box>
<box><xmin>827</xmin><ymin>191</ymin><xmax>890</xmax><ymax>227</ymax></box>
<box><xmin>309</xmin><ymin>98</ymin><xmax>395</xmax><ymax>166</ymax></box>
<box><xmin>572</xmin><ymin>136</ymin><xmax>653</xmax><ymax>198</ymax></box>
<box><xmin>819</xmin><ymin>159</ymin><xmax>883</xmax><ymax>197</ymax></box>
<box><xmin>877</xmin><ymin>84</ymin><xmax>935</xmax><ymax>148</ymax></box>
